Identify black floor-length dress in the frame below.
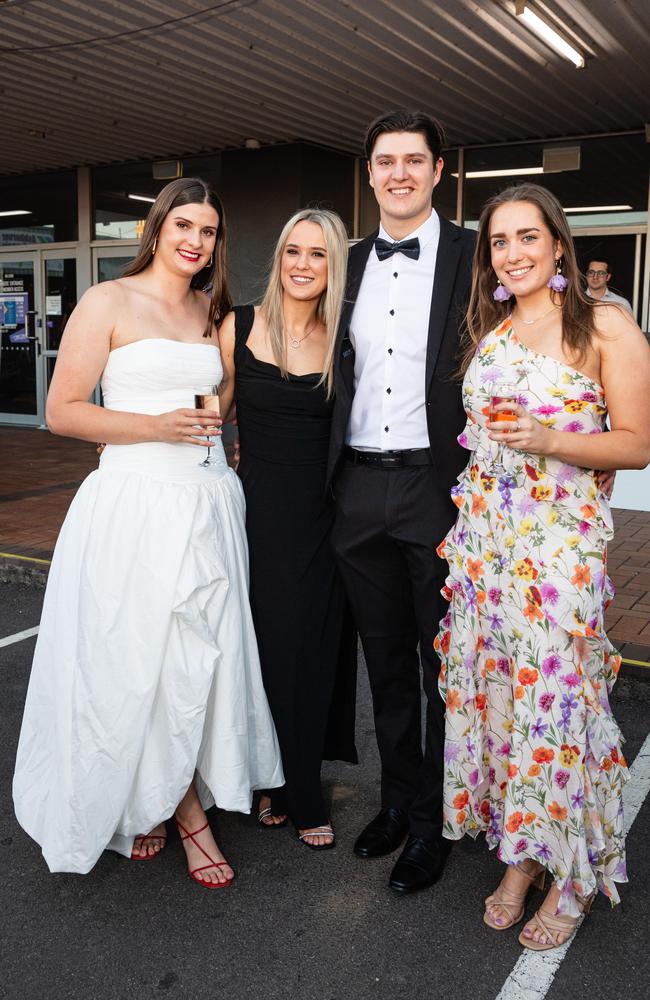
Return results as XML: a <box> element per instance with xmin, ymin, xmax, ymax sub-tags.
<box><xmin>233</xmin><ymin>305</ymin><xmax>357</xmax><ymax>829</ymax></box>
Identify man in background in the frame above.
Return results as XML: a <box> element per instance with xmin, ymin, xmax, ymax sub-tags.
<box><xmin>586</xmin><ymin>259</ymin><xmax>633</xmax><ymax>312</ymax></box>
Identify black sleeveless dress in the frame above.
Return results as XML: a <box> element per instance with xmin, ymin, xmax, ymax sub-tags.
<box><xmin>233</xmin><ymin>305</ymin><xmax>357</xmax><ymax>829</ymax></box>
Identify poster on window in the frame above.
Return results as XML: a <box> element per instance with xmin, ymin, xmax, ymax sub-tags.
<box><xmin>0</xmin><ymin>293</ymin><xmax>29</xmax><ymax>342</ymax></box>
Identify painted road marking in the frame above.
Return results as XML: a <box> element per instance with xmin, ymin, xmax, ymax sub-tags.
<box><xmin>494</xmin><ymin>729</ymin><xmax>650</xmax><ymax>1000</ymax></box>
<box><xmin>0</xmin><ymin>626</ymin><xmax>39</xmax><ymax>648</ymax></box>
<box><xmin>0</xmin><ymin>552</ymin><xmax>51</xmax><ymax>565</ymax></box>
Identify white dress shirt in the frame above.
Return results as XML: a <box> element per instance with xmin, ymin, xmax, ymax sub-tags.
<box><xmin>346</xmin><ymin>210</ymin><xmax>439</xmax><ymax>450</ymax></box>
<box><xmin>586</xmin><ymin>287</ymin><xmax>633</xmax><ymax>313</ymax></box>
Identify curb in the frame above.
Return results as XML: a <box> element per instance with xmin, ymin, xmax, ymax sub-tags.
<box><xmin>619</xmin><ymin>656</ymin><xmax>650</xmax><ymax>683</ymax></box>
<box><xmin>2</xmin><ymin>555</ymin><xmax>650</xmax><ymax>680</ymax></box>
<box><xmin>0</xmin><ymin>554</ymin><xmax>49</xmax><ymax>588</ymax></box>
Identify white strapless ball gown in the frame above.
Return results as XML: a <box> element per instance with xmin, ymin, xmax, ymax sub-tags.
<box><xmin>13</xmin><ymin>339</ymin><xmax>283</xmax><ymax>874</ymax></box>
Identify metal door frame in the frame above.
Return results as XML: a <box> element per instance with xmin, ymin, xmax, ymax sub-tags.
<box><xmin>570</xmin><ymin>223</ymin><xmax>647</xmax><ymax>327</ymax></box>
<box><xmin>0</xmin><ymin>249</ymin><xmax>44</xmax><ymax>426</ymax></box>
<box><xmin>39</xmin><ymin>246</ymin><xmax>81</xmax><ymax>426</ymax></box>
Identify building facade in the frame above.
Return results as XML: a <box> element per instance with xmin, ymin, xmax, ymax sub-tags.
<box><xmin>1</xmin><ymin>1</ymin><xmax>649</xmax><ymax>506</ymax></box>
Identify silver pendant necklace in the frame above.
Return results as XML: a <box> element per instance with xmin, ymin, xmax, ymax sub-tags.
<box><xmin>287</xmin><ymin>322</ymin><xmax>317</xmax><ymax>349</ymax></box>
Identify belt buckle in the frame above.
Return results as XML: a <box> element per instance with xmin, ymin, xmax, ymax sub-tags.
<box><xmin>380</xmin><ymin>452</ymin><xmax>403</xmax><ymax>469</ymax></box>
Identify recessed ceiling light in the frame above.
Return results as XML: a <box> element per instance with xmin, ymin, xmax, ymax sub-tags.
<box><xmin>565</xmin><ymin>204</ymin><xmax>633</xmax><ymax>213</ymax></box>
<box><xmin>516</xmin><ymin>2</ymin><xmax>585</xmax><ymax>69</ymax></box>
<box><xmin>452</xmin><ymin>167</ymin><xmax>544</xmax><ymax>179</ymax></box>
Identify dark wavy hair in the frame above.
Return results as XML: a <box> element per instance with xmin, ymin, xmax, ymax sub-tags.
<box><xmin>122</xmin><ymin>177</ymin><xmax>232</xmax><ymax>337</ymax></box>
<box><xmin>462</xmin><ymin>183</ymin><xmax>597</xmax><ymax>373</ymax></box>
<box><xmin>364</xmin><ymin>109</ymin><xmax>445</xmax><ymax>161</ymax></box>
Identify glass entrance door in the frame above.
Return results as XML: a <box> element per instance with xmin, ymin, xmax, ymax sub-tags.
<box><xmin>0</xmin><ymin>249</ymin><xmax>80</xmax><ymax>426</ymax></box>
<box><xmin>42</xmin><ymin>252</ymin><xmax>78</xmax><ymax>400</ymax></box>
<box><xmin>0</xmin><ymin>254</ymin><xmax>42</xmax><ymax>425</ymax></box>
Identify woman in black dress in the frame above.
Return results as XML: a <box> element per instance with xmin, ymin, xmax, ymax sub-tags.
<box><xmin>218</xmin><ymin>209</ymin><xmax>356</xmax><ymax>848</ymax></box>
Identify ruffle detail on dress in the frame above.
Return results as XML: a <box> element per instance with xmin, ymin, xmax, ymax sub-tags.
<box><xmin>435</xmin><ymin>524</ymin><xmax>628</xmax><ymax>915</ymax></box>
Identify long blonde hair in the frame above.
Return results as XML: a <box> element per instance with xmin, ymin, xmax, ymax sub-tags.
<box><xmin>259</xmin><ymin>208</ymin><xmax>349</xmax><ymax>397</ymax></box>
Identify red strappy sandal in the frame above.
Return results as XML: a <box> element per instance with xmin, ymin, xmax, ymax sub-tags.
<box><xmin>131</xmin><ymin>830</ymin><xmax>167</xmax><ymax>861</ymax></box>
<box><xmin>176</xmin><ymin>819</ymin><xmax>234</xmax><ymax>889</ymax></box>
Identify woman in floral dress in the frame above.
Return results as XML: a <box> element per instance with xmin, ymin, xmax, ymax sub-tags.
<box><xmin>435</xmin><ymin>184</ymin><xmax>650</xmax><ymax>951</ymax></box>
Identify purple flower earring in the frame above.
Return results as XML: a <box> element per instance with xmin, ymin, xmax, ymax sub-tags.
<box><xmin>547</xmin><ymin>258</ymin><xmax>568</xmax><ymax>293</ymax></box>
<box><xmin>493</xmin><ymin>280</ymin><xmax>513</xmax><ymax>302</ymax></box>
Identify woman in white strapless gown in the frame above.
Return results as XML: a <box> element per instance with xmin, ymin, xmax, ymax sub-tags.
<box><xmin>12</xmin><ymin>179</ymin><xmax>283</xmax><ymax>881</ymax></box>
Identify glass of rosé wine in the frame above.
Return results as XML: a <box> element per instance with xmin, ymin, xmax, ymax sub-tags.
<box><xmin>489</xmin><ymin>381</ymin><xmax>517</xmax><ymax>427</ymax></box>
<box><xmin>489</xmin><ymin>380</ymin><xmax>517</xmax><ymax>471</ymax></box>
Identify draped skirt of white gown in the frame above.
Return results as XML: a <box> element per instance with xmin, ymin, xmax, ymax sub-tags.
<box><xmin>13</xmin><ymin>339</ymin><xmax>283</xmax><ymax>873</ymax></box>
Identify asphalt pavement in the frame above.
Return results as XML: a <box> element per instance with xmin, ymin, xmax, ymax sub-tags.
<box><xmin>1</xmin><ymin>581</ymin><xmax>649</xmax><ymax>1000</ymax></box>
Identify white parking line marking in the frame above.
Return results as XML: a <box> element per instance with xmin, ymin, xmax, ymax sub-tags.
<box><xmin>494</xmin><ymin>729</ymin><xmax>650</xmax><ymax>1000</ymax></box>
<box><xmin>0</xmin><ymin>626</ymin><xmax>39</xmax><ymax>648</ymax></box>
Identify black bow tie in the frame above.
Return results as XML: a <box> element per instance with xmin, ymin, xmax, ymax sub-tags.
<box><xmin>374</xmin><ymin>236</ymin><xmax>420</xmax><ymax>261</ymax></box>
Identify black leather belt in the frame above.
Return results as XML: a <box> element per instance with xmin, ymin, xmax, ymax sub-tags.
<box><xmin>344</xmin><ymin>446</ymin><xmax>432</xmax><ymax>469</ymax></box>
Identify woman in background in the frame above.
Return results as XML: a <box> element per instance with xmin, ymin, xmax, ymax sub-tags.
<box><xmin>219</xmin><ymin>208</ymin><xmax>357</xmax><ymax>849</ymax></box>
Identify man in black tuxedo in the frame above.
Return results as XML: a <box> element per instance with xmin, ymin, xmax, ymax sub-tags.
<box><xmin>328</xmin><ymin>110</ymin><xmax>475</xmax><ymax>893</ymax></box>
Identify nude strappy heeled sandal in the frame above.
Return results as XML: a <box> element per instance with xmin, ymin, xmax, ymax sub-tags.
<box><xmin>484</xmin><ymin>861</ymin><xmax>546</xmax><ymax>930</ymax></box>
<box><xmin>519</xmin><ymin>893</ymin><xmax>595</xmax><ymax>950</ymax></box>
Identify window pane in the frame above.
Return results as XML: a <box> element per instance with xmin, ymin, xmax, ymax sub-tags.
<box><xmin>97</xmin><ymin>256</ymin><xmax>136</xmax><ymax>282</ymax></box>
<box><xmin>44</xmin><ymin>258</ymin><xmax>77</xmax><ymax>350</ymax></box>
<box><xmin>463</xmin><ymin>133</ymin><xmax>647</xmax><ymax>229</ymax></box>
<box><xmin>0</xmin><ymin>172</ymin><xmax>77</xmax><ymax>246</ymax></box>
<box><xmin>0</xmin><ymin>259</ymin><xmax>37</xmax><ymax>414</ymax></box>
<box><xmin>93</xmin><ymin>156</ymin><xmax>223</xmax><ymax>240</ymax></box>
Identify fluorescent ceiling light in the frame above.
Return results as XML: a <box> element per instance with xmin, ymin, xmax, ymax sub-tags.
<box><xmin>128</xmin><ymin>193</ymin><xmax>156</xmax><ymax>204</ymax></box>
<box><xmin>565</xmin><ymin>204</ymin><xmax>633</xmax><ymax>213</ymax></box>
<box><xmin>0</xmin><ymin>209</ymin><xmax>31</xmax><ymax>217</ymax></box>
<box><xmin>452</xmin><ymin>167</ymin><xmax>544</xmax><ymax>179</ymax></box>
<box><xmin>516</xmin><ymin>2</ymin><xmax>585</xmax><ymax>68</ymax></box>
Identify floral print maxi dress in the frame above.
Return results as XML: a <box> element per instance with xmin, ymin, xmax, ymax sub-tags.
<box><xmin>435</xmin><ymin>317</ymin><xmax>628</xmax><ymax>916</ymax></box>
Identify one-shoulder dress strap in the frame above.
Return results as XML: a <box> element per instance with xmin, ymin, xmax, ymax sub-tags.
<box><xmin>233</xmin><ymin>304</ymin><xmax>256</xmax><ymax>368</ymax></box>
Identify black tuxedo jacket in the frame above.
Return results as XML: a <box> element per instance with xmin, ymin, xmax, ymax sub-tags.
<box><xmin>327</xmin><ymin>213</ymin><xmax>476</xmax><ymax>499</ymax></box>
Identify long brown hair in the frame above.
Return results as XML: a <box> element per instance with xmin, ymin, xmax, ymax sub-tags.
<box><xmin>462</xmin><ymin>183</ymin><xmax>596</xmax><ymax>373</ymax></box>
<box><xmin>122</xmin><ymin>177</ymin><xmax>232</xmax><ymax>337</ymax></box>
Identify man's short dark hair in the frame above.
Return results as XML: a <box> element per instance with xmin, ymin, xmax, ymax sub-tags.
<box><xmin>588</xmin><ymin>259</ymin><xmax>610</xmax><ymax>272</ymax></box>
<box><xmin>364</xmin><ymin>109</ymin><xmax>445</xmax><ymax>161</ymax></box>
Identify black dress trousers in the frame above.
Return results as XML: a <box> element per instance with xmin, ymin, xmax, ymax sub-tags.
<box><xmin>332</xmin><ymin>459</ymin><xmax>456</xmax><ymax>841</ymax></box>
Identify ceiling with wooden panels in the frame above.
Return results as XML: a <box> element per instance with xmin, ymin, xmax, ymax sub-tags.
<box><xmin>0</xmin><ymin>0</ymin><xmax>648</xmax><ymax>174</ymax></box>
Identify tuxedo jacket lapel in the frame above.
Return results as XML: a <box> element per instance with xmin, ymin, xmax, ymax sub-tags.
<box><xmin>339</xmin><ymin>232</ymin><xmax>376</xmax><ymax>341</ymax></box>
<box><xmin>425</xmin><ymin>215</ymin><xmax>462</xmax><ymax>396</ymax></box>
<box><xmin>335</xmin><ymin>232</ymin><xmax>376</xmax><ymax>399</ymax></box>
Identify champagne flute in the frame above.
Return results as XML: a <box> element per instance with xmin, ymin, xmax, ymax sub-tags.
<box><xmin>489</xmin><ymin>380</ymin><xmax>517</xmax><ymax>471</ymax></box>
<box><xmin>489</xmin><ymin>381</ymin><xmax>517</xmax><ymax>425</ymax></box>
<box><xmin>194</xmin><ymin>384</ymin><xmax>220</xmax><ymax>467</ymax></box>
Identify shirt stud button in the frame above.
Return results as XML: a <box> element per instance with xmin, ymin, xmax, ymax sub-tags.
<box><xmin>389</xmin><ymin>309</ymin><xmax>395</xmax><ymax>316</ymax></box>
<box><xmin>384</xmin><ymin>425</ymin><xmax>389</xmax><ymax>432</ymax></box>
<box><xmin>386</xmin><ymin>387</ymin><xmax>391</xmax><ymax>394</ymax></box>
<box><xmin>393</xmin><ymin>272</ymin><xmax>398</xmax><ymax>278</ymax></box>
<box><xmin>388</xmin><ymin>348</ymin><xmax>393</xmax><ymax>355</ymax></box>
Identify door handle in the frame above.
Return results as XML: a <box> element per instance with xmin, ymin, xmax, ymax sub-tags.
<box><xmin>25</xmin><ymin>311</ymin><xmax>41</xmax><ymax>353</ymax></box>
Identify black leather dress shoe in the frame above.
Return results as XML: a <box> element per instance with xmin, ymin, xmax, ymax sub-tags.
<box><xmin>353</xmin><ymin>808</ymin><xmax>409</xmax><ymax>858</ymax></box>
<box><xmin>388</xmin><ymin>835</ymin><xmax>452</xmax><ymax>893</ymax></box>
